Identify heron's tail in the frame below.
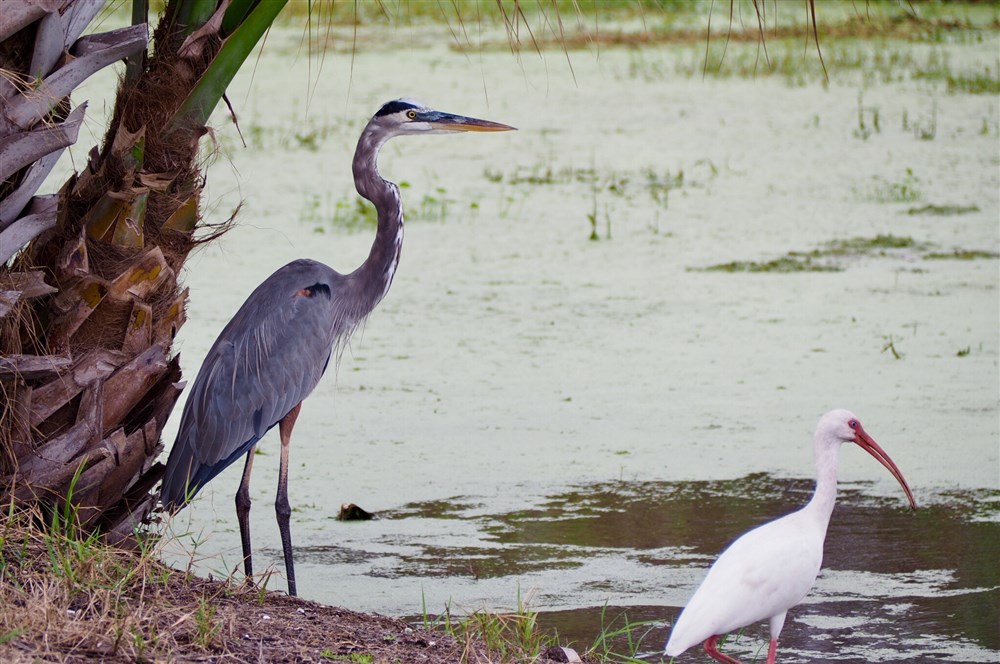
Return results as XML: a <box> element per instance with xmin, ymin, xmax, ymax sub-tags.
<box><xmin>160</xmin><ymin>433</ymin><xmax>257</xmax><ymax>512</ymax></box>
<box><xmin>160</xmin><ymin>435</ymin><xmax>203</xmax><ymax>512</ymax></box>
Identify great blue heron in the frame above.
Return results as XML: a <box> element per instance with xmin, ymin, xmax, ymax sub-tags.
<box><xmin>160</xmin><ymin>99</ymin><xmax>514</xmax><ymax>596</ymax></box>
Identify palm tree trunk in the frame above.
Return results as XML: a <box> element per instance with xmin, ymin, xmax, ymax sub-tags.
<box><xmin>1</xmin><ymin>0</ymin><xmax>286</xmax><ymax>542</ymax></box>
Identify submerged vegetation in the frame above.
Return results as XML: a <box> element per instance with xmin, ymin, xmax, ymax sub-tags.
<box><xmin>924</xmin><ymin>249</ymin><xmax>999</xmax><ymax>260</ymax></box>
<box><xmin>700</xmin><ymin>234</ymin><xmax>997</xmax><ymax>273</ymax></box>
<box><xmin>906</xmin><ymin>203</ymin><xmax>980</xmax><ymax>216</ymax></box>
<box><xmin>855</xmin><ymin>168</ymin><xmax>924</xmax><ymax>203</ymax></box>
<box><xmin>305</xmin><ymin>186</ymin><xmax>470</xmax><ymax>232</ymax></box>
<box><xmin>702</xmin><ymin>256</ymin><xmax>843</xmax><ymax>273</ymax></box>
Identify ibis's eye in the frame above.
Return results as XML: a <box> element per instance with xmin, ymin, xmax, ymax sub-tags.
<box><xmin>406</xmin><ymin>110</ymin><xmax>417</xmax><ymax>119</ymax></box>
<box><xmin>848</xmin><ymin>420</ymin><xmax>858</xmax><ymax>429</ymax></box>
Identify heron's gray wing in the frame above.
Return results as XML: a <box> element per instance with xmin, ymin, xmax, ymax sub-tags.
<box><xmin>162</xmin><ymin>260</ymin><xmax>344</xmax><ymax>507</ymax></box>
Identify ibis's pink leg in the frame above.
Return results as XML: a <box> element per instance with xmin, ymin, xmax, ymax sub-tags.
<box><xmin>704</xmin><ymin>635</ymin><xmax>742</xmax><ymax>664</ymax></box>
<box><xmin>276</xmin><ymin>402</ymin><xmax>302</xmax><ymax>596</ymax></box>
<box><xmin>767</xmin><ymin>639</ymin><xmax>778</xmax><ymax>663</ymax></box>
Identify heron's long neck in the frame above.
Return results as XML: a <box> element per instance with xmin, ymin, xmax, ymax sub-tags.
<box><xmin>804</xmin><ymin>439</ymin><xmax>841</xmax><ymax>530</ymax></box>
<box><xmin>351</xmin><ymin>126</ymin><xmax>403</xmax><ymax>316</ymax></box>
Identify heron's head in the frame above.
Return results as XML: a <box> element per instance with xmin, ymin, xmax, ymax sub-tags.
<box><xmin>369</xmin><ymin>98</ymin><xmax>516</xmax><ymax>136</ymax></box>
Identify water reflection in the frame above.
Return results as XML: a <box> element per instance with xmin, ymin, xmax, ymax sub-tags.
<box><xmin>361</xmin><ymin>476</ymin><xmax>998</xmax><ymax>661</ymax></box>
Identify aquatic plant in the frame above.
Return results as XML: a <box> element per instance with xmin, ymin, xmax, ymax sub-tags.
<box><xmin>587</xmin><ymin>183</ymin><xmax>613</xmax><ymax>242</ymax></box>
<box><xmin>701</xmin><ymin>257</ymin><xmax>841</xmax><ymax>273</ymax></box>
<box><xmin>906</xmin><ymin>204</ymin><xmax>979</xmax><ymax>216</ymax></box>
<box><xmin>644</xmin><ymin>167</ymin><xmax>685</xmax><ymax>208</ymax></box>
<box><xmin>814</xmin><ymin>234</ymin><xmax>919</xmax><ymax>255</ymax></box>
<box><xmin>304</xmin><ymin>194</ymin><xmax>378</xmax><ymax>233</ymax></box>
<box><xmin>854</xmin><ymin>91</ymin><xmax>882</xmax><ymax>140</ymax></box>
<box><xmin>856</xmin><ymin>169</ymin><xmax>923</xmax><ymax>203</ymax></box>
<box><xmin>924</xmin><ymin>249</ymin><xmax>999</xmax><ymax>260</ymax></box>
<box><xmin>947</xmin><ymin>68</ymin><xmax>1000</xmax><ymax>95</ymax></box>
<box><xmin>241</xmin><ymin>115</ymin><xmax>346</xmax><ymax>152</ymax></box>
<box><xmin>698</xmin><ymin>234</ymin><xmax>943</xmax><ymax>273</ymax></box>
<box><xmin>588</xmin><ymin>603</ymin><xmax>664</xmax><ymax>663</ymax></box>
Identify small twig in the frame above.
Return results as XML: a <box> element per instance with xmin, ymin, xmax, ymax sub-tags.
<box><xmin>881</xmin><ymin>336</ymin><xmax>903</xmax><ymax>360</ymax></box>
<box><xmin>221</xmin><ymin>93</ymin><xmax>244</xmax><ymax>148</ymax></box>
<box><xmin>808</xmin><ymin>0</ymin><xmax>830</xmax><ymax>83</ymax></box>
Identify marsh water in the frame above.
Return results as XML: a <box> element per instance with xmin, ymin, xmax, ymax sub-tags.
<box><xmin>65</xmin><ymin>13</ymin><xmax>999</xmax><ymax>662</ymax></box>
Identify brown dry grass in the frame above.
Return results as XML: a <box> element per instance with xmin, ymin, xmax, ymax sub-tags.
<box><xmin>0</xmin><ymin>504</ymin><xmax>500</xmax><ymax>663</ymax></box>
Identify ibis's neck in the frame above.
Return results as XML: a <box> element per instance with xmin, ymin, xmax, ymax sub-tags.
<box><xmin>804</xmin><ymin>439</ymin><xmax>841</xmax><ymax>529</ymax></box>
<box><xmin>351</xmin><ymin>126</ymin><xmax>403</xmax><ymax>316</ymax></box>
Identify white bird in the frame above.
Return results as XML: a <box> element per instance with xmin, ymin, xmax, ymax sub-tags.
<box><xmin>664</xmin><ymin>409</ymin><xmax>916</xmax><ymax>663</ymax></box>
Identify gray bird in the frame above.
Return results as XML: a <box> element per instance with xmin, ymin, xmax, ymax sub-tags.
<box><xmin>160</xmin><ymin>99</ymin><xmax>514</xmax><ymax>596</ymax></box>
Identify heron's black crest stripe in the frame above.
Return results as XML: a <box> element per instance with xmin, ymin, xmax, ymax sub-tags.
<box><xmin>375</xmin><ymin>100</ymin><xmax>418</xmax><ymax>118</ymax></box>
<box><xmin>308</xmin><ymin>283</ymin><xmax>331</xmax><ymax>298</ymax></box>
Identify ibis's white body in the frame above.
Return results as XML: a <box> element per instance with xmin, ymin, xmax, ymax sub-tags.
<box><xmin>664</xmin><ymin>409</ymin><xmax>887</xmax><ymax>660</ymax></box>
<box><xmin>663</xmin><ymin>497</ymin><xmax>832</xmax><ymax>655</ymax></box>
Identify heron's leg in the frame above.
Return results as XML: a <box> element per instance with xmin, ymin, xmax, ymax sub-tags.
<box><xmin>276</xmin><ymin>402</ymin><xmax>302</xmax><ymax>596</ymax></box>
<box><xmin>766</xmin><ymin>639</ymin><xmax>778</xmax><ymax>664</ymax></box>
<box><xmin>704</xmin><ymin>635</ymin><xmax>742</xmax><ymax>664</ymax></box>
<box><xmin>235</xmin><ymin>444</ymin><xmax>256</xmax><ymax>583</ymax></box>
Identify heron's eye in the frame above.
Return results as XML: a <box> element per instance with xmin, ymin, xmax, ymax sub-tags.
<box><xmin>406</xmin><ymin>110</ymin><xmax>417</xmax><ymax>119</ymax></box>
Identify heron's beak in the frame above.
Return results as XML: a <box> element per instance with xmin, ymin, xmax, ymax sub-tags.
<box><xmin>423</xmin><ymin>110</ymin><xmax>516</xmax><ymax>132</ymax></box>
<box><xmin>854</xmin><ymin>426</ymin><xmax>917</xmax><ymax>510</ymax></box>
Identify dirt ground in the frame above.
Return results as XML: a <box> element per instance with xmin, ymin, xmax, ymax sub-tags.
<box><xmin>1</xmin><ymin>574</ymin><xmax>479</xmax><ymax>663</ymax></box>
<box><xmin>141</xmin><ymin>580</ymin><xmax>493</xmax><ymax>664</ymax></box>
<box><xmin>0</xmin><ymin>567</ymin><xmax>591</xmax><ymax>663</ymax></box>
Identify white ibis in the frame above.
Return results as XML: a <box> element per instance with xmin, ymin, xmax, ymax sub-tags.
<box><xmin>664</xmin><ymin>409</ymin><xmax>916</xmax><ymax>663</ymax></box>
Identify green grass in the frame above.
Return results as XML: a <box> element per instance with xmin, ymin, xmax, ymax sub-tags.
<box><xmin>321</xmin><ymin>652</ymin><xmax>374</xmax><ymax>663</ymax></box>
<box><xmin>421</xmin><ymin>587</ymin><xmax>563</xmax><ymax>662</ymax></box>
<box><xmin>587</xmin><ymin>603</ymin><xmax>664</xmax><ymax>663</ymax></box>
<box><xmin>277</xmin><ymin>0</ymin><xmax>680</xmax><ymax>26</ymax></box>
<box><xmin>0</xmin><ymin>498</ymin><xmax>184</xmax><ymax>660</ymax></box>
<box><xmin>625</xmin><ymin>25</ymin><xmax>999</xmax><ymax>91</ymax></box>
<box><xmin>421</xmin><ymin>592</ymin><xmax>678</xmax><ymax>663</ymax></box>
<box><xmin>194</xmin><ymin>596</ymin><xmax>221</xmax><ymax>647</ymax></box>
